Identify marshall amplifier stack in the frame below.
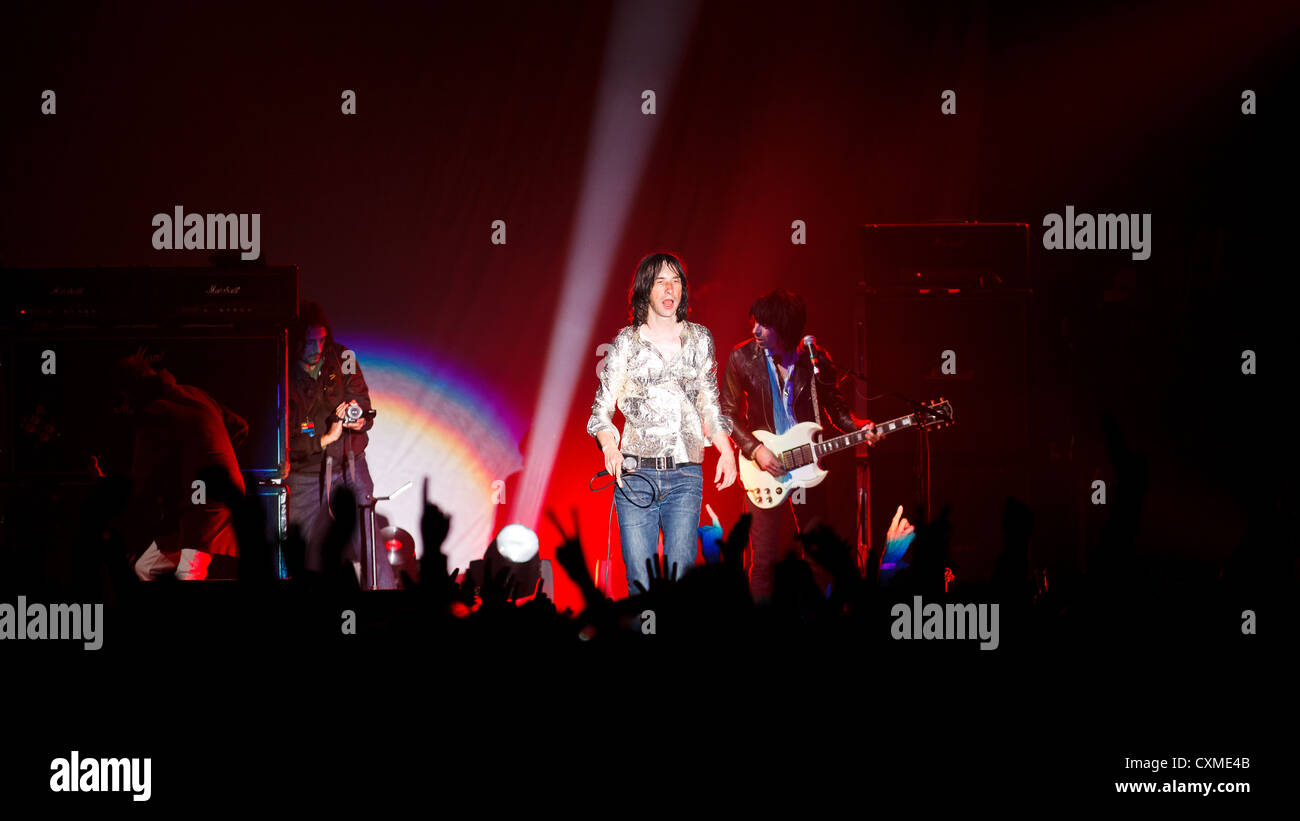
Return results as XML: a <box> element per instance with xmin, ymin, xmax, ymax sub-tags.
<box><xmin>3</xmin><ymin>265</ymin><xmax>298</xmax><ymax>329</ymax></box>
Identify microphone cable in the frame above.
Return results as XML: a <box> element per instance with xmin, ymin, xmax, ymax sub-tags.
<box><xmin>588</xmin><ymin>459</ymin><xmax>659</xmax><ymax>509</ymax></box>
<box><xmin>590</xmin><ymin>458</ymin><xmax>660</xmax><ymax>597</ymax></box>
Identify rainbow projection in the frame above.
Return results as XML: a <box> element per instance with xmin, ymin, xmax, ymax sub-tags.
<box><xmin>345</xmin><ymin>337</ymin><xmax>523</xmax><ymax>575</ymax></box>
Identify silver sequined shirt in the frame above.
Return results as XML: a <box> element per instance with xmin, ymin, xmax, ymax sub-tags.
<box><xmin>586</xmin><ymin>321</ymin><xmax>732</xmax><ymax>463</ymax></box>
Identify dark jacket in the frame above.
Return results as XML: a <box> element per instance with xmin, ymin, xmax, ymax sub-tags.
<box><xmin>288</xmin><ymin>339</ymin><xmax>373</xmax><ymax>474</ymax></box>
<box><xmin>720</xmin><ymin>339</ymin><xmax>862</xmax><ymax>460</ymax></box>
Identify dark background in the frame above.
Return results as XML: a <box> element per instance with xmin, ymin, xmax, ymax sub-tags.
<box><xmin>2</xmin><ymin>0</ymin><xmax>1295</xmax><ymax>609</ymax></box>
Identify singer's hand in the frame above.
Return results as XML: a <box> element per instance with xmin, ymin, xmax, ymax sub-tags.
<box><xmin>714</xmin><ymin>446</ymin><xmax>737</xmax><ymax>490</ymax></box>
<box><xmin>602</xmin><ymin>444</ymin><xmax>624</xmax><ymax>488</ymax></box>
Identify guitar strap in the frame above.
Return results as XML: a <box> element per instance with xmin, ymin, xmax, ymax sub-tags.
<box><xmin>323</xmin><ymin>445</ymin><xmax>360</xmax><ymax>512</ymax></box>
<box><xmin>323</xmin><ymin>455</ymin><xmax>333</xmax><ymax>505</ymax></box>
<box><xmin>767</xmin><ymin>347</ymin><xmax>822</xmax><ymax>429</ymax></box>
<box><xmin>810</xmin><ymin>368</ymin><xmax>821</xmax><ymax>427</ymax></box>
<box><xmin>803</xmin><ymin>344</ymin><xmax>821</xmax><ymax>427</ymax></box>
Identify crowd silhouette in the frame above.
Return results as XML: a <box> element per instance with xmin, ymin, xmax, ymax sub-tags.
<box><xmin>2</xmin><ymin>411</ymin><xmax>1289</xmax><ymax>812</ymax></box>
<box><xmin>1</xmin><ymin>412</ymin><xmax>1289</xmax><ymax>668</ymax></box>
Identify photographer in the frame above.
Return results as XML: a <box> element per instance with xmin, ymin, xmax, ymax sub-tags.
<box><xmin>287</xmin><ymin>300</ymin><xmax>385</xmax><ymax>585</ymax></box>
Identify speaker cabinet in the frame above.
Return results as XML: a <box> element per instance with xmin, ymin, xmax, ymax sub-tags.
<box><xmin>249</xmin><ymin>480</ymin><xmax>289</xmax><ymax>579</ymax></box>
<box><xmin>860</xmin><ymin>291</ymin><xmax>1030</xmax><ymax>582</ymax></box>
<box><xmin>4</xmin><ymin>330</ymin><xmax>287</xmax><ymax>480</ymax></box>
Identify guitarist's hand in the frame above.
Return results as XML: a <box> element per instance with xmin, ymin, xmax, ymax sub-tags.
<box><xmin>862</xmin><ymin>421</ymin><xmax>881</xmax><ymax>445</ymax></box>
<box><xmin>754</xmin><ymin>445</ymin><xmax>785</xmax><ymax>477</ymax></box>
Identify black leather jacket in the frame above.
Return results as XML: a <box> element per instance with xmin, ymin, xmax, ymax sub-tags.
<box><xmin>719</xmin><ymin>338</ymin><xmax>863</xmax><ymax>460</ymax></box>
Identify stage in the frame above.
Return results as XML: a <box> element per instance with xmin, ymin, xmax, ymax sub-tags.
<box><xmin>0</xmin><ymin>0</ymin><xmax>1292</xmax><ymax>807</ymax></box>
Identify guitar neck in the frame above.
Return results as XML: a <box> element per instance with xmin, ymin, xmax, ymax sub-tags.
<box><xmin>809</xmin><ymin>412</ymin><xmax>916</xmax><ymax>459</ymax></box>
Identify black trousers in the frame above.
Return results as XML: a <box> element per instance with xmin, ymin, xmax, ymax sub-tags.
<box><xmin>745</xmin><ymin>482</ymin><xmax>833</xmax><ymax>601</ymax></box>
<box><xmin>286</xmin><ymin>451</ymin><xmax>395</xmax><ymax>589</ymax></box>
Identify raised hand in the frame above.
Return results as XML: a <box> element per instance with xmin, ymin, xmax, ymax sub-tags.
<box><xmin>796</xmin><ymin>520</ymin><xmax>859</xmax><ymax>583</ymax></box>
<box><xmin>420</xmin><ymin>477</ymin><xmax>452</xmax><ymax>554</ymax></box>
<box><xmin>698</xmin><ymin>503</ymin><xmax>725</xmax><ymax>563</ymax></box>
<box><xmin>883</xmin><ymin>504</ymin><xmax>915</xmax><ymax>565</ymax></box>
<box><xmin>722</xmin><ymin>513</ymin><xmax>753</xmax><ymax>568</ymax></box>
<box><xmin>547</xmin><ymin>507</ymin><xmax>602</xmax><ymax>607</ymax></box>
<box><xmin>631</xmin><ymin>552</ymin><xmax>678</xmax><ymax>597</ymax></box>
<box><xmin>478</xmin><ymin>553</ymin><xmax>516</xmax><ymax>609</ymax></box>
<box><xmin>418</xmin><ymin>478</ymin><xmax>458</xmax><ymax>600</ymax></box>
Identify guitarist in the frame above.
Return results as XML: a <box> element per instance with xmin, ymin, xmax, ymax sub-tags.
<box><xmin>720</xmin><ymin>289</ymin><xmax>878</xmax><ymax>600</ymax></box>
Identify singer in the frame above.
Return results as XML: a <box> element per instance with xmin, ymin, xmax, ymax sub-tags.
<box><xmin>720</xmin><ymin>289</ymin><xmax>878</xmax><ymax>600</ymax></box>
<box><xmin>586</xmin><ymin>252</ymin><xmax>737</xmax><ymax>595</ymax></box>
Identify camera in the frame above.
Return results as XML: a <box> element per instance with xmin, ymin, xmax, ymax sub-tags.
<box><xmin>344</xmin><ymin>401</ymin><xmax>377</xmax><ymax>424</ymax></box>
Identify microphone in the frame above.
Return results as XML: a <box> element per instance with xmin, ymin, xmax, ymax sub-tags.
<box><xmin>595</xmin><ymin>456</ymin><xmax>638</xmax><ymax>479</ymax></box>
<box><xmin>801</xmin><ymin>335</ymin><xmax>821</xmax><ymax>376</ymax></box>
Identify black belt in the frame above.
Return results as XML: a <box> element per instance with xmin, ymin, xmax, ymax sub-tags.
<box><xmin>622</xmin><ymin>453</ymin><xmax>696</xmax><ymax>471</ymax></box>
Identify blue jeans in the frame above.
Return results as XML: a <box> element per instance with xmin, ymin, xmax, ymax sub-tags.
<box><xmin>614</xmin><ymin>463</ymin><xmax>703</xmax><ymax>596</ymax></box>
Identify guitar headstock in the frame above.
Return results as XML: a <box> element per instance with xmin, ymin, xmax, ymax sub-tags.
<box><xmin>918</xmin><ymin>398</ymin><xmax>954</xmax><ymax>429</ymax></box>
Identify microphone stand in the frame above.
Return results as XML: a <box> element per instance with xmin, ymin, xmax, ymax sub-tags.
<box><xmin>842</xmin><ymin>370</ymin><xmax>947</xmax><ymax>565</ymax></box>
<box><xmin>916</xmin><ymin>399</ymin><xmax>932</xmax><ymax>524</ymax></box>
<box><xmin>357</xmin><ymin>480</ymin><xmax>413</xmax><ymax>590</ymax></box>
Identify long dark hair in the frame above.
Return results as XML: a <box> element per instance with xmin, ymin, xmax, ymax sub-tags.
<box><xmin>628</xmin><ymin>252</ymin><xmax>690</xmax><ymax>327</ymax></box>
<box><xmin>749</xmin><ymin>289</ymin><xmax>806</xmax><ymax>351</ymax></box>
<box><xmin>291</xmin><ymin>299</ymin><xmax>333</xmax><ymax>356</ymax></box>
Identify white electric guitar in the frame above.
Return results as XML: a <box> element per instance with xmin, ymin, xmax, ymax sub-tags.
<box><xmin>738</xmin><ymin>399</ymin><xmax>954</xmax><ymax>509</ymax></box>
